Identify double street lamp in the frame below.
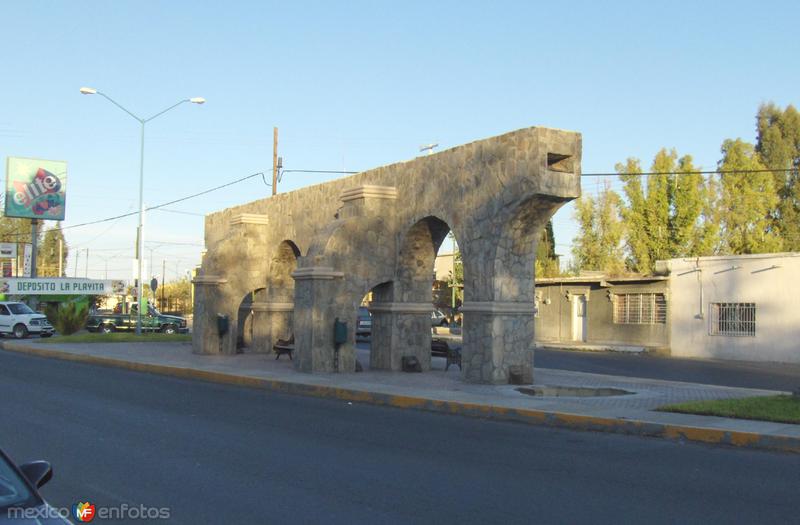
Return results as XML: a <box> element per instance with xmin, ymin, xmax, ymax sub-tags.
<box><xmin>80</xmin><ymin>87</ymin><xmax>204</xmax><ymax>335</ymax></box>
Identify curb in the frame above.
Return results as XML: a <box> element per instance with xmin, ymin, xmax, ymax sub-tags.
<box><xmin>3</xmin><ymin>341</ymin><xmax>799</xmax><ymax>455</ymax></box>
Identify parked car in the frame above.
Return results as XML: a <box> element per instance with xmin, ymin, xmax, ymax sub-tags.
<box><xmin>0</xmin><ymin>302</ymin><xmax>54</xmax><ymax>339</ymax></box>
<box><xmin>431</xmin><ymin>309</ymin><xmax>448</xmax><ymax>327</ymax></box>
<box><xmin>356</xmin><ymin>306</ymin><xmax>372</xmax><ymax>339</ymax></box>
<box><xmin>0</xmin><ymin>448</ymin><xmax>70</xmax><ymax>524</ymax></box>
<box><xmin>86</xmin><ymin>302</ymin><xmax>188</xmax><ymax>334</ymax></box>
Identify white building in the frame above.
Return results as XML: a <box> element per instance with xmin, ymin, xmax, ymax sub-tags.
<box><xmin>661</xmin><ymin>252</ymin><xmax>800</xmax><ymax>364</ymax></box>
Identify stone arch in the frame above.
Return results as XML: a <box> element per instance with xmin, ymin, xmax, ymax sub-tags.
<box><xmin>363</xmin><ymin>215</ymin><xmax>458</xmax><ymax>371</ymax></box>
<box><xmin>492</xmin><ymin>195</ymin><xmax>565</xmax><ymax>302</ymax></box>
<box><xmin>268</xmin><ymin>240</ymin><xmax>301</xmax><ymax>299</ymax></box>
<box><xmin>236</xmin><ymin>287</ymin><xmax>265</xmax><ymax>350</ymax></box>
<box><xmin>247</xmin><ymin>240</ymin><xmax>302</xmax><ymax>354</ymax></box>
<box><xmin>396</xmin><ymin>215</ymin><xmax>451</xmax><ymax>302</ymax></box>
<box><xmin>292</xmin><ymin>216</ymin><xmax>396</xmax><ymax>373</ymax></box>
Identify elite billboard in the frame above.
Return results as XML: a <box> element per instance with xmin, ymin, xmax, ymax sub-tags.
<box><xmin>5</xmin><ymin>157</ymin><xmax>67</xmax><ymax>220</ymax></box>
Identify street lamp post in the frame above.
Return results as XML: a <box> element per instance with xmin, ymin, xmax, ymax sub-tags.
<box><xmin>80</xmin><ymin>87</ymin><xmax>204</xmax><ymax>335</ymax></box>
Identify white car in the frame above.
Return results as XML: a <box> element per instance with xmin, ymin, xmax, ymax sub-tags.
<box><xmin>0</xmin><ymin>301</ymin><xmax>54</xmax><ymax>338</ymax></box>
<box><xmin>431</xmin><ymin>309</ymin><xmax>448</xmax><ymax>327</ymax></box>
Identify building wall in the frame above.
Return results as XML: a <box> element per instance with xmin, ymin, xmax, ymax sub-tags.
<box><xmin>535</xmin><ymin>280</ymin><xmax>669</xmax><ymax>348</ymax></box>
<box><xmin>434</xmin><ymin>252</ymin><xmax>455</xmax><ymax>282</ymax></box>
<box><xmin>667</xmin><ymin>253</ymin><xmax>800</xmax><ymax>363</ymax></box>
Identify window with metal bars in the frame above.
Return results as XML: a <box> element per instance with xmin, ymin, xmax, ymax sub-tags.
<box><xmin>613</xmin><ymin>293</ymin><xmax>666</xmax><ymax>324</ymax></box>
<box><xmin>709</xmin><ymin>303</ymin><xmax>756</xmax><ymax>336</ymax></box>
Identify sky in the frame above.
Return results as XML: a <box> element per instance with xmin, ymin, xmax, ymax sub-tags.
<box><xmin>1</xmin><ymin>0</ymin><xmax>798</xmax><ymax>281</ymax></box>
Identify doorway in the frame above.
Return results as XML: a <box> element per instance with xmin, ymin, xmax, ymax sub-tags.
<box><xmin>571</xmin><ymin>294</ymin><xmax>587</xmax><ymax>342</ymax></box>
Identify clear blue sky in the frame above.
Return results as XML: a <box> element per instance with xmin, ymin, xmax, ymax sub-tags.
<box><xmin>1</xmin><ymin>0</ymin><xmax>798</xmax><ymax>280</ymax></box>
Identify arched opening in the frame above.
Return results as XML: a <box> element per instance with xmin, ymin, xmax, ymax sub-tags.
<box><xmin>258</xmin><ymin>240</ymin><xmax>301</xmax><ymax>351</ymax></box>
<box><xmin>269</xmin><ymin>240</ymin><xmax>301</xmax><ymax>301</ymax></box>
<box><xmin>236</xmin><ymin>288</ymin><xmax>266</xmax><ymax>351</ymax></box>
<box><xmin>383</xmin><ymin>215</ymin><xmax>463</xmax><ymax>372</ymax></box>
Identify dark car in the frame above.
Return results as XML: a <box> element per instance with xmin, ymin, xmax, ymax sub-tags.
<box><xmin>356</xmin><ymin>306</ymin><xmax>372</xmax><ymax>340</ymax></box>
<box><xmin>0</xmin><ymin>448</ymin><xmax>70</xmax><ymax>524</ymax></box>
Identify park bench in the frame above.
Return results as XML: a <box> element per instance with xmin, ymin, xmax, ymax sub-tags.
<box><xmin>432</xmin><ymin>338</ymin><xmax>462</xmax><ymax>371</ymax></box>
<box><xmin>273</xmin><ymin>334</ymin><xmax>295</xmax><ymax>360</ymax></box>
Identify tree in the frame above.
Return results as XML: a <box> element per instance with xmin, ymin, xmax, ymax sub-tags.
<box><xmin>38</xmin><ymin>223</ymin><xmax>68</xmax><ymax>277</ymax></box>
<box><xmin>572</xmin><ymin>184</ymin><xmax>625</xmax><ymax>275</ymax></box>
<box><xmin>718</xmin><ymin>138</ymin><xmax>782</xmax><ymax>254</ymax></box>
<box><xmin>619</xmin><ymin>149</ymin><xmax>709</xmax><ymax>273</ymax></box>
<box><xmin>755</xmin><ymin>103</ymin><xmax>800</xmax><ymax>250</ymax></box>
<box><xmin>671</xmin><ymin>154</ymin><xmax>705</xmax><ymax>256</ymax></box>
<box><xmin>160</xmin><ymin>278</ymin><xmax>193</xmax><ymax>313</ymax></box>
<box><xmin>535</xmin><ymin>220</ymin><xmax>559</xmax><ymax>278</ymax></box>
<box><xmin>618</xmin><ymin>158</ymin><xmax>650</xmax><ymax>272</ymax></box>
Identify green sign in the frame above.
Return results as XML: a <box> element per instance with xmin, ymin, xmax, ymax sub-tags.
<box><xmin>5</xmin><ymin>157</ymin><xmax>67</xmax><ymax>220</ymax></box>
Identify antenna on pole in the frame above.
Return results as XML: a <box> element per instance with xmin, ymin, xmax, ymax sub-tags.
<box><xmin>420</xmin><ymin>143</ymin><xmax>439</xmax><ymax>156</ymax></box>
<box><xmin>272</xmin><ymin>127</ymin><xmax>279</xmax><ymax>195</ymax></box>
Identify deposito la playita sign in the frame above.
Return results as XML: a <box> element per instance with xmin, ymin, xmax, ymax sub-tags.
<box><xmin>0</xmin><ymin>278</ymin><xmax>125</xmax><ymax>295</ymax></box>
<box><xmin>5</xmin><ymin>157</ymin><xmax>67</xmax><ymax>220</ymax></box>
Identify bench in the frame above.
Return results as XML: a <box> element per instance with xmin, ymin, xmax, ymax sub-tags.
<box><xmin>272</xmin><ymin>335</ymin><xmax>294</xmax><ymax>360</ymax></box>
<box><xmin>432</xmin><ymin>338</ymin><xmax>462</xmax><ymax>371</ymax></box>
<box><xmin>445</xmin><ymin>346</ymin><xmax>462</xmax><ymax>371</ymax></box>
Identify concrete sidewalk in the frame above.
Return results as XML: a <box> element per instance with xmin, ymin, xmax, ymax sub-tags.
<box><xmin>3</xmin><ymin>339</ymin><xmax>799</xmax><ymax>454</ymax></box>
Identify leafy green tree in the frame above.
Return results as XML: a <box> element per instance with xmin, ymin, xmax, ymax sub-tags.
<box><xmin>0</xmin><ymin>215</ymin><xmax>38</xmax><ymax>245</ymax></box>
<box><xmin>535</xmin><ymin>220</ymin><xmax>560</xmax><ymax>278</ymax></box>
<box><xmin>756</xmin><ymin>103</ymin><xmax>800</xmax><ymax>249</ymax></box>
<box><xmin>718</xmin><ymin>138</ymin><xmax>782</xmax><ymax>254</ymax></box>
<box><xmin>695</xmin><ymin>173</ymin><xmax>721</xmax><ymax>256</ymax></box>
<box><xmin>160</xmin><ymin>278</ymin><xmax>193</xmax><ymax>313</ymax></box>
<box><xmin>646</xmin><ymin>149</ymin><xmax>674</xmax><ymax>263</ymax></box>
<box><xmin>618</xmin><ymin>158</ymin><xmax>650</xmax><ymax>272</ymax></box>
<box><xmin>619</xmin><ymin>150</ymin><xmax>709</xmax><ymax>272</ymax></box>
<box><xmin>671</xmin><ymin>154</ymin><xmax>705</xmax><ymax>255</ymax></box>
<box><xmin>37</xmin><ymin>223</ymin><xmax>68</xmax><ymax>277</ymax></box>
<box><xmin>572</xmin><ymin>184</ymin><xmax>625</xmax><ymax>275</ymax></box>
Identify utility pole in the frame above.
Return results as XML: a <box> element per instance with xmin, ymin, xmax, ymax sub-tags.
<box><xmin>161</xmin><ymin>258</ymin><xmax>166</xmax><ymax>310</ymax></box>
<box><xmin>272</xmin><ymin>126</ymin><xmax>278</xmax><ymax>196</ymax></box>
<box><xmin>74</xmin><ymin>250</ymin><xmax>79</xmax><ymax>278</ymax></box>
<box><xmin>84</xmin><ymin>248</ymin><xmax>89</xmax><ymax>278</ymax></box>
<box><xmin>58</xmin><ymin>238</ymin><xmax>63</xmax><ymax>277</ymax></box>
<box><xmin>30</xmin><ymin>219</ymin><xmax>38</xmax><ymax>278</ymax></box>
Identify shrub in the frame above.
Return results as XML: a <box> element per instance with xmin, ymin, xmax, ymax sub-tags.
<box><xmin>49</xmin><ymin>303</ymin><xmax>88</xmax><ymax>336</ymax></box>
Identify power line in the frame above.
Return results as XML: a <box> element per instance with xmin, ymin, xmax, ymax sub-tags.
<box><xmin>581</xmin><ymin>168</ymin><xmax>797</xmax><ymax>177</ymax></box>
<box><xmin>1</xmin><ymin>171</ymin><xmax>266</xmax><ymax>238</ymax></box>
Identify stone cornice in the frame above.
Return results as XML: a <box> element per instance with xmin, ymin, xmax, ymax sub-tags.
<box><xmin>230</xmin><ymin>213</ymin><xmax>269</xmax><ymax>226</ymax></box>
<box><xmin>368</xmin><ymin>302</ymin><xmax>432</xmax><ymax>314</ymax></box>
<box><xmin>250</xmin><ymin>302</ymin><xmax>294</xmax><ymax>312</ymax></box>
<box><xmin>291</xmin><ymin>267</ymin><xmax>344</xmax><ymax>280</ymax></box>
<box><xmin>340</xmin><ymin>185</ymin><xmax>398</xmax><ymax>202</ymax></box>
<box><xmin>192</xmin><ymin>275</ymin><xmax>228</xmax><ymax>286</ymax></box>
<box><xmin>461</xmin><ymin>301</ymin><xmax>535</xmax><ymax>315</ymax></box>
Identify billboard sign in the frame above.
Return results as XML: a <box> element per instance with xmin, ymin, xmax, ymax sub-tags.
<box><xmin>22</xmin><ymin>244</ymin><xmax>32</xmax><ymax>277</ymax></box>
<box><xmin>0</xmin><ymin>278</ymin><xmax>126</xmax><ymax>296</ymax></box>
<box><xmin>5</xmin><ymin>157</ymin><xmax>67</xmax><ymax>220</ymax></box>
<box><xmin>0</xmin><ymin>243</ymin><xmax>16</xmax><ymax>258</ymax></box>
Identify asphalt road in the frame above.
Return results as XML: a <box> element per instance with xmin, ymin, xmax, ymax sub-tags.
<box><xmin>534</xmin><ymin>347</ymin><xmax>800</xmax><ymax>392</ymax></box>
<box><xmin>2</xmin><ymin>350</ymin><xmax>799</xmax><ymax>525</ymax></box>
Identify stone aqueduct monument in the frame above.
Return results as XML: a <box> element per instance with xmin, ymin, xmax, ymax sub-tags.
<box><xmin>192</xmin><ymin>126</ymin><xmax>581</xmax><ymax>384</ymax></box>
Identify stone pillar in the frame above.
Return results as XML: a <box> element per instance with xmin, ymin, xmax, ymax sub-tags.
<box><xmin>191</xmin><ymin>275</ymin><xmax>231</xmax><ymax>355</ymax></box>
<box><xmin>461</xmin><ymin>301</ymin><xmax>536</xmax><ymax>384</ymax></box>
<box><xmin>368</xmin><ymin>302</ymin><xmax>433</xmax><ymax>371</ymax></box>
<box><xmin>292</xmin><ymin>267</ymin><xmax>354</xmax><ymax>373</ymax></box>
<box><xmin>250</xmin><ymin>302</ymin><xmax>294</xmax><ymax>353</ymax></box>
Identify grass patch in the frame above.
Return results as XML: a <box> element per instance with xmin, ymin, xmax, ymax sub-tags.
<box><xmin>659</xmin><ymin>395</ymin><xmax>800</xmax><ymax>425</ymax></box>
<box><xmin>33</xmin><ymin>332</ymin><xmax>191</xmax><ymax>344</ymax></box>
